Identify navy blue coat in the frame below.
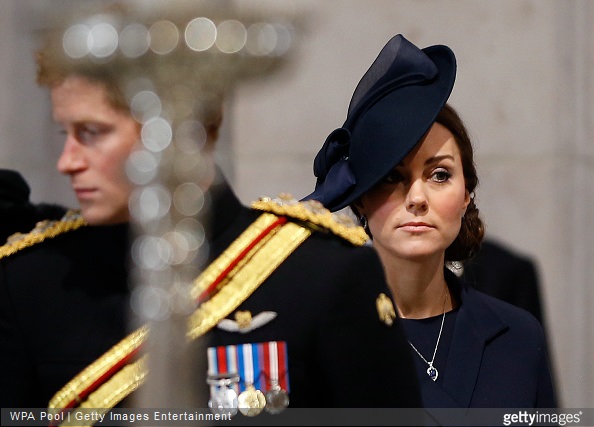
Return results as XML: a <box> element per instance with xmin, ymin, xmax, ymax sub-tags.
<box><xmin>420</xmin><ymin>270</ymin><xmax>556</xmax><ymax>409</ymax></box>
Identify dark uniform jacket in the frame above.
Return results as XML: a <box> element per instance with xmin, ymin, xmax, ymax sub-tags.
<box><xmin>0</xmin><ymin>224</ymin><xmax>129</xmax><ymax>408</ymax></box>
<box><xmin>420</xmin><ymin>270</ymin><xmax>556</xmax><ymax>411</ymax></box>
<box><xmin>0</xmin><ymin>169</ymin><xmax>66</xmax><ymax>244</ymax></box>
<box><xmin>0</xmin><ymin>177</ymin><xmax>421</xmax><ymax>409</ymax></box>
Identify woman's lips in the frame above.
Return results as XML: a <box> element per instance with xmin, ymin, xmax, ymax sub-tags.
<box><xmin>399</xmin><ymin>222</ymin><xmax>434</xmax><ymax>232</ymax></box>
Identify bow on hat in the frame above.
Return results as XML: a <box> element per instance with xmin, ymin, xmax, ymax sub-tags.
<box><xmin>309</xmin><ymin>127</ymin><xmax>355</xmax><ymax>210</ymax></box>
<box><xmin>303</xmin><ymin>34</ymin><xmax>456</xmax><ymax>211</ymax></box>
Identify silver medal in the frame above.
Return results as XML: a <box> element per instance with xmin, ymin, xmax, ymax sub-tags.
<box><xmin>265</xmin><ymin>383</ymin><xmax>289</xmax><ymax>414</ymax></box>
<box><xmin>209</xmin><ymin>386</ymin><xmax>238</xmax><ymax>416</ymax></box>
<box><xmin>207</xmin><ymin>373</ymin><xmax>239</xmax><ymax>416</ymax></box>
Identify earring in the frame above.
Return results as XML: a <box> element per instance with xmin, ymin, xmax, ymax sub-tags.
<box><xmin>359</xmin><ymin>216</ymin><xmax>368</xmax><ymax>230</ymax></box>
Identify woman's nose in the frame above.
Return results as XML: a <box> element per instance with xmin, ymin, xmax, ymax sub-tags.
<box><xmin>406</xmin><ymin>180</ymin><xmax>428</xmax><ymax>213</ymax></box>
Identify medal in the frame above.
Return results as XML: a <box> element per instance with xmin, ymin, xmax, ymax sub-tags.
<box><xmin>206</xmin><ymin>347</ymin><xmax>240</xmax><ymax>416</ymax></box>
<box><xmin>208</xmin><ymin>385</ymin><xmax>239</xmax><ymax>416</ymax></box>
<box><xmin>237</xmin><ymin>344</ymin><xmax>266</xmax><ymax>416</ymax></box>
<box><xmin>238</xmin><ymin>384</ymin><xmax>266</xmax><ymax>416</ymax></box>
<box><xmin>207</xmin><ymin>374</ymin><xmax>240</xmax><ymax>416</ymax></box>
<box><xmin>265</xmin><ymin>382</ymin><xmax>289</xmax><ymax>414</ymax></box>
<box><xmin>264</xmin><ymin>341</ymin><xmax>289</xmax><ymax>414</ymax></box>
<box><xmin>207</xmin><ymin>341</ymin><xmax>290</xmax><ymax>417</ymax></box>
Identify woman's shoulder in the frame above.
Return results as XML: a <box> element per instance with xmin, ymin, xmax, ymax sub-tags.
<box><xmin>464</xmin><ymin>284</ymin><xmax>544</xmax><ymax>335</ymax></box>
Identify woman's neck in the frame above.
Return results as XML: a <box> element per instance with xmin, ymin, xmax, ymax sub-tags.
<box><xmin>377</xmin><ymin>250</ymin><xmax>453</xmax><ymax>319</ymax></box>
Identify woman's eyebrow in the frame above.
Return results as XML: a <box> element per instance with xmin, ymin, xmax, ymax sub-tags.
<box><xmin>424</xmin><ymin>154</ymin><xmax>455</xmax><ymax>166</ymax></box>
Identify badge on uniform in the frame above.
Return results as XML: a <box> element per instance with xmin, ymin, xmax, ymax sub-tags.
<box><xmin>376</xmin><ymin>293</ymin><xmax>396</xmax><ymax>326</ymax></box>
<box><xmin>217</xmin><ymin>310</ymin><xmax>277</xmax><ymax>333</ymax></box>
<box><xmin>207</xmin><ymin>341</ymin><xmax>290</xmax><ymax>416</ymax></box>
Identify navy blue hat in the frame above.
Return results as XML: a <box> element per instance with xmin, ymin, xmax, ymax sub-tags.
<box><xmin>303</xmin><ymin>34</ymin><xmax>456</xmax><ymax>211</ymax></box>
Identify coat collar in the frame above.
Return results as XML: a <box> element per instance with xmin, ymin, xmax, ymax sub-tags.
<box><xmin>425</xmin><ymin>269</ymin><xmax>509</xmax><ymax>408</ymax></box>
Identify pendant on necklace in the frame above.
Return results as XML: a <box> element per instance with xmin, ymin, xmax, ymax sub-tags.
<box><xmin>427</xmin><ymin>363</ymin><xmax>439</xmax><ymax>381</ymax></box>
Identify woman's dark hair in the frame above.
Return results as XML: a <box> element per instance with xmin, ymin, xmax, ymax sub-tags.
<box><xmin>437</xmin><ymin>103</ymin><xmax>484</xmax><ymax>261</ymax></box>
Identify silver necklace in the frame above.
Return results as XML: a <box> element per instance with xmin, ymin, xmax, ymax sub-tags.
<box><xmin>407</xmin><ymin>290</ymin><xmax>448</xmax><ymax>382</ymax></box>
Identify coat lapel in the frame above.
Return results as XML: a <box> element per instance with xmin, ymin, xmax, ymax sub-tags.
<box><xmin>440</xmin><ymin>272</ymin><xmax>508</xmax><ymax>407</ymax></box>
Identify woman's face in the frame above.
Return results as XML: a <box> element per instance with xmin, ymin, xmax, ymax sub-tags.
<box><xmin>51</xmin><ymin>76</ymin><xmax>140</xmax><ymax>225</ymax></box>
<box><xmin>357</xmin><ymin>122</ymin><xmax>470</xmax><ymax>263</ymax></box>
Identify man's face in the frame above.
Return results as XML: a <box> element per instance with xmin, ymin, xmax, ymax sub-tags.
<box><xmin>51</xmin><ymin>76</ymin><xmax>140</xmax><ymax>225</ymax></box>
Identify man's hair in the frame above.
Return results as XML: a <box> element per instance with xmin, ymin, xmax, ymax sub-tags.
<box><xmin>35</xmin><ymin>42</ymin><xmax>224</xmax><ymax>138</ymax></box>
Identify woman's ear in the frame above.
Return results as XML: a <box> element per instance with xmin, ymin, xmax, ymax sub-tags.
<box><xmin>462</xmin><ymin>190</ymin><xmax>471</xmax><ymax>215</ymax></box>
<box><xmin>353</xmin><ymin>199</ymin><xmax>364</xmax><ymax>217</ymax></box>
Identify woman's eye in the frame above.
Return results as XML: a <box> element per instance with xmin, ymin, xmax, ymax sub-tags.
<box><xmin>383</xmin><ymin>170</ymin><xmax>405</xmax><ymax>184</ymax></box>
<box><xmin>432</xmin><ymin>168</ymin><xmax>452</xmax><ymax>183</ymax></box>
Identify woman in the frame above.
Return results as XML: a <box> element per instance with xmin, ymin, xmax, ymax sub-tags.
<box><xmin>305</xmin><ymin>34</ymin><xmax>556</xmax><ymax>408</ymax></box>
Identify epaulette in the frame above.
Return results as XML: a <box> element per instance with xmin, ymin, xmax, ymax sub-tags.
<box><xmin>0</xmin><ymin>210</ymin><xmax>87</xmax><ymax>260</ymax></box>
<box><xmin>251</xmin><ymin>194</ymin><xmax>369</xmax><ymax>246</ymax></box>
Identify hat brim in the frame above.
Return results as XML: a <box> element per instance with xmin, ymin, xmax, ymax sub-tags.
<box><xmin>329</xmin><ymin>45</ymin><xmax>456</xmax><ymax>211</ymax></box>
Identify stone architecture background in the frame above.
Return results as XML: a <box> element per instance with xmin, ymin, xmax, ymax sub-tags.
<box><xmin>1</xmin><ymin>0</ymin><xmax>592</xmax><ymax>408</ymax></box>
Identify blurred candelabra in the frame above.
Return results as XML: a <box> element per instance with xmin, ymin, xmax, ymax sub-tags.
<box><xmin>45</xmin><ymin>0</ymin><xmax>297</xmax><ymax>409</ymax></box>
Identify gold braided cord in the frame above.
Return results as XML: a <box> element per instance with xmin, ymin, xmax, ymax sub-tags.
<box><xmin>79</xmin><ymin>356</ymin><xmax>147</xmax><ymax>409</ymax></box>
<box><xmin>189</xmin><ymin>212</ymin><xmax>283</xmax><ymax>301</ymax></box>
<box><xmin>187</xmin><ymin>222</ymin><xmax>311</xmax><ymax>339</ymax></box>
<box><xmin>50</xmin><ymin>214</ymin><xmax>311</xmax><ymax>420</ymax></box>
<box><xmin>0</xmin><ymin>210</ymin><xmax>87</xmax><ymax>259</ymax></box>
<box><xmin>251</xmin><ymin>195</ymin><xmax>369</xmax><ymax>246</ymax></box>
<box><xmin>57</xmin><ymin>358</ymin><xmax>147</xmax><ymax>427</ymax></box>
<box><xmin>48</xmin><ymin>327</ymin><xmax>148</xmax><ymax>410</ymax></box>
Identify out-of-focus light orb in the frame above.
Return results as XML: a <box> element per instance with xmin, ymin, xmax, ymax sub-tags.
<box><xmin>215</xmin><ymin>20</ymin><xmax>247</xmax><ymax>54</ymax></box>
<box><xmin>246</xmin><ymin>23</ymin><xmax>277</xmax><ymax>56</ymax></box>
<box><xmin>175</xmin><ymin>120</ymin><xmax>207</xmax><ymax>154</ymax></box>
<box><xmin>131</xmin><ymin>90</ymin><xmax>162</xmax><ymax>123</ymax></box>
<box><xmin>131</xmin><ymin>284</ymin><xmax>171</xmax><ymax>320</ymax></box>
<box><xmin>129</xmin><ymin>184</ymin><xmax>172</xmax><ymax>222</ymax></box>
<box><xmin>120</xmin><ymin>23</ymin><xmax>150</xmax><ymax>58</ymax></box>
<box><xmin>132</xmin><ymin>235</ymin><xmax>172</xmax><ymax>270</ymax></box>
<box><xmin>63</xmin><ymin>24</ymin><xmax>91</xmax><ymax>58</ymax></box>
<box><xmin>176</xmin><ymin>218</ymin><xmax>206</xmax><ymax>252</ymax></box>
<box><xmin>185</xmin><ymin>17</ymin><xmax>217</xmax><ymax>52</ymax></box>
<box><xmin>271</xmin><ymin>23</ymin><xmax>293</xmax><ymax>56</ymax></box>
<box><xmin>173</xmin><ymin>182</ymin><xmax>204</xmax><ymax>217</ymax></box>
<box><xmin>149</xmin><ymin>20</ymin><xmax>179</xmax><ymax>54</ymax></box>
<box><xmin>141</xmin><ymin>117</ymin><xmax>172</xmax><ymax>153</ymax></box>
<box><xmin>88</xmin><ymin>22</ymin><xmax>119</xmax><ymax>58</ymax></box>
<box><xmin>126</xmin><ymin>149</ymin><xmax>159</xmax><ymax>185</ymax></box>
<box><xmin>163</xmin><ymin>231</ymin><xmax>190</xmax><ymax>265</ymax></box>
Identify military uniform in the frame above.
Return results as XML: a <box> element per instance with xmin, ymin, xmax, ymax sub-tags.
<box><xmin>0</xmin><ymin>169</ymin><xmax>66</xmax><ymax>244</ymax></box>
<box><xmin>1</xmin><ymin>176</ymin><xmax>420</xmax><ymax>411</ymax></box>
<box><xmin>0</xmin><ymin>219</ymin><xmax>129</xmax><ymax>408</ymax></box>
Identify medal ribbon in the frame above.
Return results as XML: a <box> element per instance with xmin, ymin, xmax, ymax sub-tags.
<box><xmin>268</xmin><ymin>341</ymin><xmax>290</xmax><ymax>391</ymax></box>
<box><xmin>209</xmin><ymin>342</ymin><xmax>290</xmax><ymax>393</ymax></box>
